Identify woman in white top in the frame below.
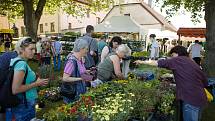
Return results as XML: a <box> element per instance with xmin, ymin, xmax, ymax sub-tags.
<box><xmin>100</xmin><ymin>36</ymin><xmax>122</xmax><ymax>62</ymax></box>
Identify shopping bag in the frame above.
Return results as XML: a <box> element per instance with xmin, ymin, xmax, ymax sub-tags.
<box><xmin>204</xmin><ymin>88</ymin><xmax>213</xmax><ymax>102</ymax></box>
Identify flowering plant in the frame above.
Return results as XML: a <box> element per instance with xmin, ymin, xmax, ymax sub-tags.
<box><xmin>92</xmin><ymin>93</ymin><xmax>134</xmax><ymax>121</ymax></box>
<box><xmin>43</xmin><ymin>94</ymin><xmax>95</xmax><ymax>121</ymax></box>
<box><xmin>38</xmin><ymin>87</ymin><xmax>61</xmax><ymax>102</ymax></box>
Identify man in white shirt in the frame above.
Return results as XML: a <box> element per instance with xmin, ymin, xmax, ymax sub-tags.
<box><xmin>149</xmin><ymin>34</ymin><xmax>159</xmax><ymax>60</ymax></box>
<box><xmin>187</xmin><ymin>40</ymin><xmax>204</xmax><ymax>65</ymax></box>
<box><xmin>36</xmin><ymin>37</ymin><xmax>42</xmax><ymax>65</ymax></box>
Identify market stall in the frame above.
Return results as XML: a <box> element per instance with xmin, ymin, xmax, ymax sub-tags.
<box><xmin>177</xmin><ymin>27</ymin><xmax>206</xmax><ymax>41</ymax></box>
<box><xmin>94</xmin><ymin>16</ymin><xmax>142</xmax><ymax>41</ymax></box>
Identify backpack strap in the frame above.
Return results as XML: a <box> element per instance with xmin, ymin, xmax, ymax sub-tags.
<box><xmin>108</xmin><ymin>46</ymin><xmax>112</xmax><ymax>54</ymax></box>
<box><xmin>11</xmin><ymin>59</ymin><xmax>28</xmax><ymax>107</ymax></box>
<box><xmin>67</xmin><ymin>57</ymin><xmax>80</xmax><ymax>78</ymax></box>
<box><xmin>88</xmin><ymin>39</ymin><xmax>93</xmax><ymax>52</ymax></box>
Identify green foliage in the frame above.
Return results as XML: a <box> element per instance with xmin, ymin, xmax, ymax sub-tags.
<box><xmin>132</xmin><ymin>51</ymin><xmax>150</xmax><ymax>57</ymax></box>
<box><xmin>155</xmin><ymin>0</ymin><xmax>205</xmax><ymax>23</ymax></box>
<box><xmin>0</xmin><ymin>0</ymin><xmax>115</xmax><ymax>21</ymax></box>
<box><xmin>0</xmin><ymin>0</ymin><xmax>23</xmax><ymax>22</ymax></box>
<box><xmin>64</xmin><ymin>32</ymin><xmax>81</xmax><ymax>37</ymax></box>
<box><xmin>92</xmin><ymin>33</ymin><xmax>103</xmax><ymax>38</ymax></box>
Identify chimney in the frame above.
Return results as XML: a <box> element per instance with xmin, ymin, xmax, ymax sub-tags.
<box><xmin>148</xmin><ymin>0</ymin><xmax>152</xmax><ymax>7</ymax></box>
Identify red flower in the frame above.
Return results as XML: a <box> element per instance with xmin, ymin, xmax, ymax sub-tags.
<box><xmin>87</xmin><ymin>96</ymin><xmax>91</xmax><ymax>101</ymax></box>
<box><xmin>81</xmin><ymin>96</ymin><xmax>86</xmax><ymax>100</ymax></box>
<box><xmin>70</xmin><ymin>107</ymin><xmax>77</xmax><ymax>114</ymax></box>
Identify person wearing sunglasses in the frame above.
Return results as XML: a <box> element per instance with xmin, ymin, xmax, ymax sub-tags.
<box><xmin>135</xmin><ymin>45</ymin><xmax>208</xmax><ymax>121</ymax></box>
<box><xmin>6</xmin><ymin>37</ymin><xmax>48</xmax><ymax>121</ymax></box>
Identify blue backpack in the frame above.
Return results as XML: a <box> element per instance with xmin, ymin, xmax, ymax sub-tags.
<box><xmin>0</xmin><ymin>51</ymin><xmax>18</xmax><ymax>85</ymax></box>
<box><xmin>0</xmin><ymin>59</ymin><xmax>28</xmax><ymax>108</ymax></box>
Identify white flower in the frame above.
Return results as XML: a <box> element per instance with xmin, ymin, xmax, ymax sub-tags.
<box><xmin>105</xmin><ymin>98</ymin><xmax>110</xmax><ymax>101</ymax></box>
<box><xmin>104</xmin><ymin>115</ymin><xmax>110</xmax><ymax>120</ymax></box>
<box><xmin>35</xmin><ymin>104</ymin><xmax>39</xmax><ymax>109</ymax></box>
<box><xmin>127</xmin><ymin>100</ymin><xmax>132</xmax><ymax>102</ymax></box>
<box><xmin>119</xmin><ymin>108</ymin><xmax>123</xmax><ymax>111</ymax></box>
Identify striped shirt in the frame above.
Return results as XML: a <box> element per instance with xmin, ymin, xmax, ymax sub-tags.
<box><xmin>64</xmin><ymin>56</ymin><xmax>86</xmax><ymax>75</ymax></box>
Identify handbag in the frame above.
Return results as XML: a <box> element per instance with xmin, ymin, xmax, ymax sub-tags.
<box><xmin>60</xmin><ymin>58</ymin><xmax>80</xmax><ymax>100</ymax></box>
<box><xmin>60</xmin><ymin>82</ymin><xmax>77</xmax><ymax>99</ymax></box>
<box><xmin>204</xmin><ymin>88</ymin><xmax>213</xmax><ymax>102</ymax></box>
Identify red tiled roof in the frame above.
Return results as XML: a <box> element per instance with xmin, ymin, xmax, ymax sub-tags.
<box><xmin>177</xmin><ymin>28</ymin><xmax>206</xmax><ymax>38</ymax></box>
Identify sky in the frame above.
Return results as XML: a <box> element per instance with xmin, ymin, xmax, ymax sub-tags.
<box><xmin>123</xmin><ymin>0</ymin><xmax>206</xmax><ymax>29</ymax></box>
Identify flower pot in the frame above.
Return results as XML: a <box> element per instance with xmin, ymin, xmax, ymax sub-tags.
<box><xmin>38</xmin><ymin>101</ymin><xmax>45</xmax><ymax>108</ymax></box>
<box><xmin>77</xmin><ymin>114</ymin><xmax>92</xmax><ymax>121</ymax></box>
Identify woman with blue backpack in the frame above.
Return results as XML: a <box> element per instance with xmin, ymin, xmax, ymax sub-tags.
<box><xmin>5</xmin><ymin>37</ymin><xmax>48</xmax><ymax>121</ymax></box>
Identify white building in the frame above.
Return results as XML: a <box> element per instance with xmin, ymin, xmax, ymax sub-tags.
<box><xmin>12</xmin><ymin>9</ymin><xmax>105</xmax><ymax>37</ymax></box>
<box><xmin>0</xmin><ymin>15</ymin><xmax>10</xmax><ymax>29</ymax></box>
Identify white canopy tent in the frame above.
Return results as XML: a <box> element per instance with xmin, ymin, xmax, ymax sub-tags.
<box><xmin>94</xmin><ymin>16</ymin><xmax>141</xmax><ymax>33</ymax></box>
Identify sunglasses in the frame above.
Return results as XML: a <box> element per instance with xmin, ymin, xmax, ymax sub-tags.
<box><xmin>21</xmin><ymin>38</ymin><xmax>34</xmax><ymax>47</ymax></box>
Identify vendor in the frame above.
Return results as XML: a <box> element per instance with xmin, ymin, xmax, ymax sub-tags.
<box><xmin>149</xmin><ymin>34</ymin><xmax>159</xmax><ymax>60</ymax></box>
<box><xmin>135</xmin><ymin>45</ymin><xmax>208</xmax><ymax>121</ymax></box>
<box><xmin>91</xmin><ymin>44</ymin><xmax>131</xmax><ymax>87</ymax></box>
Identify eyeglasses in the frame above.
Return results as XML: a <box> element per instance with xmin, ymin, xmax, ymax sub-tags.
<box><xmin>21</xmin><ymin>38</ymin><xmax>33</xmax><ymax>47</ymax></box>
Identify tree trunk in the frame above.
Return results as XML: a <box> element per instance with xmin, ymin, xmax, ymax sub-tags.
<box><xmin>22</xmin><ymin>0</ymin><xmax>46</xmax><ymax>40</ymax></box>
<box><xmin>204</xmin><ymin>0</ymin><xmax>215</xmax><ymax>77</ymax></box>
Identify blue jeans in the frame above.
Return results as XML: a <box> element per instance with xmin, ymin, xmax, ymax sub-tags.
<box><xmin>183</xmin><ymin>102</ymin><xmax>201</xmax><ymax>121</ymax></box>
<box><xmin>6</xmin><ymin>100</ymin><xmax>36</xmax><ymax>121</ymax></box>
<box><xmin>53</xmin><ymin>54</ymin><xmax>61</xmax><ymax>71</ymax></box>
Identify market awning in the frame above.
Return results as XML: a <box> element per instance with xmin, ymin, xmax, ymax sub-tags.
<box><xmin>94</xmin><ymin>16</ymin><xmax>141</xmax><ymax>33</ymax></box>
<box><xmin>0</xmin><ymin>29</ymin><xmax>14</xmax><ymax>34</ymax></box>
<box><xmin>177</xmin><ymin>28</ymin><xmax>206</xmax><ymax>38</ymax></box>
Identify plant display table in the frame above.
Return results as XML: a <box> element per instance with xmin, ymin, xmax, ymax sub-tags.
<box><xmin>37</xmin><ymin>64</ymin><xmax>176</xmax><ymax>121</ymax></box>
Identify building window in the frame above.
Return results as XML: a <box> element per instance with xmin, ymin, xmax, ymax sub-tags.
<box><xmin>68</xmin><ymin>23</ymin><xmax>72</xmax><ymax>29</ymax></box>
<box><xmin>124</xmin><ymin>13</ymin><xmax>130</xmax><ymax>16</ymax></box>
<box><xmin>39</xmin><ymin>24</ymin><xmax>43</xmax><ymax>33</ymax></box>
<box><xmin>87</xmin><ymin>9</ymin><xmax>90</xmax><ymax>18</ymax></box>
<box><xmin>21</xmin><ymin>26</ymin><xmax>26</xmax><ymax>36</ymax></box>
<box><xmin>50</xmin><ymin>22</ymin><xmax>55</xmax><ymax>32</ymax></box>
<box><xmin>96</xmin><ymin>17</ymin><xmax>101</xmax><ymax>24</ymax></box>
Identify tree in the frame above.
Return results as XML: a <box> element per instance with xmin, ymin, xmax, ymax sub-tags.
<box><xmin>0</xmin><ymin>0</ymin><xmax>114</xmax><ymax>40</ymax></box>
<box><xmin>155</xmin><ymin>0</ymin><xmax>215</xmax><ymax>77</ymax></box>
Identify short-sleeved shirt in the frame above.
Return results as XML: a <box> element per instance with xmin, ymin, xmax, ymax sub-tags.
<box><xmin>10</xmin><ymin>57</ymin><xmax>37</xmax><ymax>101</ymax></box>
<box><xmin>188</xmin><ymin>43</ymin><xmax>203</xmax><ymax>58</ymax></box>
<box><xmin>64</xmin><ymin>55</ymin><xmax>86</xmax><ymax>76</ymax></box>
<box><xmin>36</xmin><ymin>41</ymin><xmax>42</xmax><ymax>53</ymax></box>
<box><xmin>150</xmin><ymin>40</ymin><xmax>159</xmax><ymax>58</ymax></box>
<box><xmin>158</xmin><ymin>56</ymin><xmax>208</xmax><ymax>107</ymax></box>
<box><xmin>41</xmin><ymin>41</ymin><xmax>51</xmax><ymax>57</ymax></box>
<box><xmin>98</xmin><ymin>40</ymin><xmax>107</xmax><ymax>54</ymax></box>
<box><xmin>52</xmin><ymin>41</ymin><xmax>62</xmax><ymax>55</ymax></box>
<box><xmin>79</xmin><ymin>34</ymin><xmax>98</xmax><ymax>68</ymax></box>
